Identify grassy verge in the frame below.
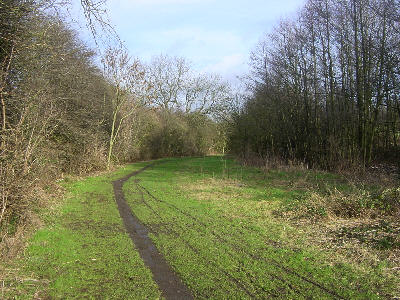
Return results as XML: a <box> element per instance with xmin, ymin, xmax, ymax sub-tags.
<box><xmin>1</xmin><ymin>156</ymin><xmax>398</xmax><ymax>299</ymax></box>
<box><xmin>124</xmin><ymin>156</ymin><xmax>399</xmax><ymax>299</ymax></box>
<box><xmin>1</xmin><ymin>163</ymin><xmax>161</xmax><ymax>299</ymax></box>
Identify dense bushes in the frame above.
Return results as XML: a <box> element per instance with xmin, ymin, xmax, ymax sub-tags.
<box><xmin>279</xmin><ymin>189</ymin><xmax>392</xmax><ymax>221</ymax></box>
<box><xmin>147</xmin><ymin>111</ymin><xmax>217</xmax><ymax>157</ymax></box>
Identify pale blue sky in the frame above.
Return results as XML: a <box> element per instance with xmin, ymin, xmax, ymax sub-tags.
<box><xmin>75</xmin><ymin>0</ymin><xmax>305</xmax><ymax>82</ymax></box>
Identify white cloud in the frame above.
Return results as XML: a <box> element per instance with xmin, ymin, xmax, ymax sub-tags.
<box><xmin>204</xmin><ymin>54</ymin><xmax>245</xmax><ymax>72</ymax></box>
<box><xmin>112</xmin><ymin>0</ymin><xmax>211</xmax><ymax>7</ymax></box>
<box><xmin>139</xmin><ymin>0</ymin><xmax>200</xmax><ymax>3</ymax></box>
<box><xmin>202</xmin><ymin>54</ymin><xmax>246</xmax><ymax>81</ymax></box>
<box><xmin>158</xmin><ymin>27</ymin><xmax>246</xmax><ymax>56</ymax></box>
<box><xmin>138</xmin><ymin>27</ymin><xmax>248</xmax><ymax>82</ymax></box>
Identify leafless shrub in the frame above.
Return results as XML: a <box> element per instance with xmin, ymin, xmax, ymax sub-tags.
<box><xmin>279</xmin><ymin>186</ymin><xmax>400</xmax><ymax>223</ymax></box>
<box><xmin>238</xmin><ymin>153</ymin><xmax>309</xmax><ymax>172</ymax></box>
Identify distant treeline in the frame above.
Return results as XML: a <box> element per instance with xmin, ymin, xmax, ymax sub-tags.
<box><xmin>0</xmin><ymin>1</ymin><xmax>231</xmax><ymax>231</ymax></box>
<box><xmin>228</xmin><ymin>0</ymin><xmax>400</xmax><ymax>169</ymax></box>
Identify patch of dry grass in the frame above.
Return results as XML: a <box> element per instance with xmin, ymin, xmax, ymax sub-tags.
<box><xmin>181</xmin><ymin>177</ymin><xmax>277</xmax><ymax>222</ymax></box>
<box><xmin>275</xmin><ymin>179</ymin><xmax>400</xmax><ymax>297</ymax></box>
<box><xmin>183</xmin><ymin>178</ymin><xmax>248</xmax><ymax>200</ymax></box>
<box><xmin>288</xmin><ymin>217</ymin><xmax>400</xmax><ymax>298</ymax></box>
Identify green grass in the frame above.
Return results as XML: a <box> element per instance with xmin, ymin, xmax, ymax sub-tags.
<box><xmin>3</xmin><ymin>156</ymin><xmax>398</xmax><ymax>299</ymax></box>
<box><xmin>4</xmin><ymin>163</ymin><xmax>161</xmax><ymax>299</ymax></box>
<box><xmin>123</xmin><ymin>156</ymin><xmax>398</xmax><ymax>299</ymax></box>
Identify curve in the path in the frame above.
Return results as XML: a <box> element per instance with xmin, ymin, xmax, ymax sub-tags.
<box><xmin>112</xmin><ymin>163</ymin><xmax>194</xmax><ymax>300</ymax></box>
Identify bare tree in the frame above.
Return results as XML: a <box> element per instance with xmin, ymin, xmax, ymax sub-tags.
<box><xmin>230</xmin><ymin>0</ymin><xmax>400</xmax><ymax>168</ymax></box>
<box><xmin>147</xmin><ymin>54</ymin><xmax>190</xmax><ymax>110</ymax></box>
<box><xmin>184</xmin><ymin>73</ymin><xmax>231</xmax><ymax>116</ymax></box>
<box><xmin>102</xmin><ymin>47</ymin><xmax>148</xmax><ymax>169</ymax></box>
<box><xmin>146</xmin><ymin>54</ymin><xmax>233</xmax><ymax>117</ymax></box>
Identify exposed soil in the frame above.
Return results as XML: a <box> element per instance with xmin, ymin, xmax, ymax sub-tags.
<box><xmin>112</xmin><ymin>163</ymin><xmax>193</xmax><ymax>300</ymax></box>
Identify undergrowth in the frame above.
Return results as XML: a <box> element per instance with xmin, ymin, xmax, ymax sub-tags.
<box><xmin>278</xmin><ymin>187</ymin><xmax>400</xmax><ymax>221</ymax></box>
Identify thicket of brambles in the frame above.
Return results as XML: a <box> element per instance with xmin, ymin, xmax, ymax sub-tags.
<box><xmin>229</xmin><ymin>0</ymin><xmax>400</xmax><ymax>170</ymax></box>
<box><xmin>0</xmin><ymin>1</ymin><xmax>231</xmax><ymax>233</ymax></box>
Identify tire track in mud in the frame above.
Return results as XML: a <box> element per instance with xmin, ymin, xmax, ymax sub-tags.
<box><xmin>132</xmin><ymin>180</ymin><xmax>305</xmax><ymax>299</ymax></box>
<box><xmin>132</xmin><ymin>181</ymin><xmax>269</xmax><ymax>299</ymax></box>
<box><xmin>134</xmin><ymin>181</ymin><xmax>345</xmax><ymax>299</ymax></box>
<box><xmin>112</xmin><ymin>163</ymin><xmax>193</xmax><ymax>300</ymax></box>
<box><xmin>133</xmin><ymin>183</ymin><xmax>314</xmax><ymax>298</ymax></box>
<box><xmin>136</xmin><ymin>186</ymin><xmax>318</xmax><ymax>299</ymax></box>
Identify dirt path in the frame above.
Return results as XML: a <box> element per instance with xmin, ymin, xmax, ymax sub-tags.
<box><xmin>112</xmin><ymin>163</ymin><xmax>193</xmax><ymax>300</ymax></box>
